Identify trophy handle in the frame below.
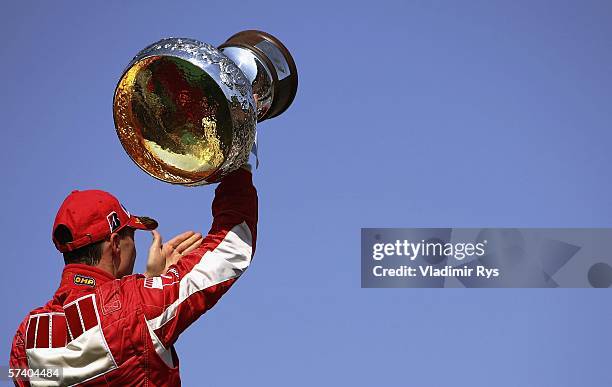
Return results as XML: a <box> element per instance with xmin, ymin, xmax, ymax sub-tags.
<box><xmin>219</xmin><ymin>30</ymin><xmax>298</xmax><ymax>122</ymax></box>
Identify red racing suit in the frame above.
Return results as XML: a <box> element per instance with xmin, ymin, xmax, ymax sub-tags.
<box><xmin>9</xmin><ymin>168</ymin><xmax>257</xmax><ymax>386</ymax></box>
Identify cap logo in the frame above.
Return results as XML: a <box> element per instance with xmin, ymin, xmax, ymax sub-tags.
<box><xmin>74</xmin><ymin>274</ymin><xmax>96</xmax><ymax>287</ymax></box>
<box><xmin>107</xmin><ymin>211</ymin><xmax>121</xmax><ymax>232</ymax></box>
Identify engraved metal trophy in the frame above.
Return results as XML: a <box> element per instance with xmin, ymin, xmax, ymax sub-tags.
<box><xmin>113</xmin><ymin>30</ymin><xmax>297</xmax><ymax>185</ymax></box>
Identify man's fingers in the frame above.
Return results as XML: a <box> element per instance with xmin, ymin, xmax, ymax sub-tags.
<box><xmin>175</xmin><ymin>232</ymin><xmax>203</xmax><ymax>254</ymax></box>
<box><xmin>165</xmin><ymin>231</ymin><xmax>196</xmax><ymax>249</ymax></box>
<box><xmin>181</xmin><ymin>237</ymin><xmax>203</xmax><ymax>255</ymax></box>
<box><xmin>150</xmin><ymin>230</ymin><xmax>162</xmax><ymax>249</ymax></box>
<box><xmin>164</xmin><ymin>237</ymin><xmax>202</xmax><ymax>273</ymax></box>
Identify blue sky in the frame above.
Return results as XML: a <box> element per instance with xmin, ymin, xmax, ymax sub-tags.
<box><xmin>1</xmin><ymin>1</ymin><xmax>612</xmax><ymax>386</ymax></box>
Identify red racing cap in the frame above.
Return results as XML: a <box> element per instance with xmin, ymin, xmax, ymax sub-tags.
<box><xmin>52</xmin><ymin>189</ymin><xmax>158</xmax><ymax>253</ymax></box>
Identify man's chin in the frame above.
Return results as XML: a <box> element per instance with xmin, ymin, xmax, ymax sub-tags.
<box><xmin>115</xmin><ymin>267</ymin><xmax>134</xmax><ymax>278</ymax></box>
<box><xmin>116</xmin><ymin>257</ymin><xmax>137</xmax><ymax>278</ymax></box>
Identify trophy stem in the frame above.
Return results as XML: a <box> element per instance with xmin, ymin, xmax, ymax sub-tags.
<box><xmin>219</xmin><ymin>30</ymin><xmax>298</xmax><ymax>122</ymax></box>
<box><xmin>220</xmin><ymin>46</ymin><xmax>275</xmax><ymax>121</ymax></box>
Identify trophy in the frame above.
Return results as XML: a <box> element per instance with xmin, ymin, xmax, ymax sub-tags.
<box><xmin>113</xmin><ymin>30</ymin><xmax>298</xmax><ymax>185</ymax></box>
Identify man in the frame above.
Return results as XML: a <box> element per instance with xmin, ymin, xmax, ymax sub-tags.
<box><xmin>9</xmin><ymin>165</ymin><xmax>257</xmax><ymax>386</ymax></box>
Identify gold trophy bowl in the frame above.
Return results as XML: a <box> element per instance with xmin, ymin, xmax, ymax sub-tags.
<box><xmin>113</xmin><ymin>31</ymin><xmax>297</xmax><ymax>185</ymax></box>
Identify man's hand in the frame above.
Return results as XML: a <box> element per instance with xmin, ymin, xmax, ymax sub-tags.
<box><xmin>145</xmin><ymin>230</ymin><xmax>203</xmax><ymax>277</ymax></box>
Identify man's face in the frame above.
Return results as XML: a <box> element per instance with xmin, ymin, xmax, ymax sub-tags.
<box><xmin>116</xmin><ymin>227</ymin><xmax>136</xmax><ymax>277</ymax></box>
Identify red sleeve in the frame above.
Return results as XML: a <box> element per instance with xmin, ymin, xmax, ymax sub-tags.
<box><xmin>9</xmin><ymin>318</ymin><xmax>31</xmax><ymax>387</ymax></box>
<box><xmin>134</xmin><ymin>168</ymin><xmax>257</xmax><ymax>349</ymax></box>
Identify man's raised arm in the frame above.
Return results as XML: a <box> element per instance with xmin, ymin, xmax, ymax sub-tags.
<box><xmin>131</xmin><ymin>166</ymin><xmax>258</xmax><ymax>352</ymax></box>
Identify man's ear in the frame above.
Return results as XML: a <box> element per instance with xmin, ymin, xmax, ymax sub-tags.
<box><xmin>109</xmin><ymin>233</ymin><xmax>121</xmax><ymax>255</ymax></box>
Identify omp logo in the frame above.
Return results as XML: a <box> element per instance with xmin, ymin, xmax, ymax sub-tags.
<box><xmin>74</xmin><ymin>274</ymin><xmax>96</xmax><ymax>287</ymax></box>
